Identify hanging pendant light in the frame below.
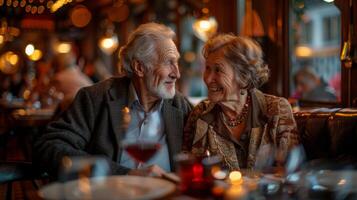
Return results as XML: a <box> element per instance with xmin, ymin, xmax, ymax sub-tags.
<box><xmin>192</xmin><ymin>2</ymin><xmax>218</xmax><ymax>42</ymax></box>
<box><xmin>98</xmin><ymin>21</ymin><xmax>119</xmax><ymax>55</ymax></box>
<box><xmin>192</xmin><ymin>16</ymin><xmax>218</xmax><ymax>41</ymax></box>
<box><xmin>99</xmin><ymin>35</ymin><xmax>119</xmax><ymax>54</ymax></box>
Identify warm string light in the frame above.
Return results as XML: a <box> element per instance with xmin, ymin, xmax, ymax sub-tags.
<box><xmin>51</xmin><ymin>0</ymin><xmax>73</xmax><ymax>13</ymax></box>
<box><xmin>1</xmin><ymin>0</ymin><xmax>81</xmax><ymax>14</ymax></box>
<box><xmin>0</xmin><ymin>19</ymin><xmax>20</xmax><ymax>42</ymax></box>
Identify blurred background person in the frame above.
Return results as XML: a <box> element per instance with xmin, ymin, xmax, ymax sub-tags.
<box><xmin>51</xmin><ymin>50</ymin><xmax>93</xmax><ymax>113</ymax></box>
<box><xmin>328</xmin><ymin>72</ymin><xmax>341</xmax><ymax>102</ymax></box>
<box><xmin>293</xmin><ymin>67</ymin><xmax>337</xmax><ymax>102</ymax></box>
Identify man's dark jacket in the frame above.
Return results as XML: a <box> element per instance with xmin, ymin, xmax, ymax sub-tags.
<box><xmin>34</xmin><ymin>77</ymin><xmax>192</xmax><ymax>176</ymax></box>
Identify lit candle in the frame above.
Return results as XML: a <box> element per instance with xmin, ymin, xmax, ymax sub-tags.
<box><xmin>225</xmin><ymin>171</ymin><xmax>247</xmax><ymax>199</ymax></box>
<box><xmin>225</xmin><ymin>185</ymin><xmax>247</xmax><ymax>200</ymax></box>
<box><xmin>229</xmin><ymin>171</ymin><xmax>243</xmax><ymax>185</ymax></box>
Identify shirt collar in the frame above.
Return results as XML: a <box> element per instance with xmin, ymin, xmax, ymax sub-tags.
<box><xmin>128</xmin><ymin>82</ymin><xmax>137</xmax><ymax>108</ymax></box>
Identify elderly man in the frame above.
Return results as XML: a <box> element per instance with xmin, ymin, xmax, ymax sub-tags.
<box><xmin>34</xmin><ymin>22</ymin><xmax>192</xmax><ymax>177</ymax></box>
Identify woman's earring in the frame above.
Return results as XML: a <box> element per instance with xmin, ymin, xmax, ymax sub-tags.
<box><xmin>240</xmin><ymin>90</ymin><xmax>246</xmax><ymax>95</ymax></box>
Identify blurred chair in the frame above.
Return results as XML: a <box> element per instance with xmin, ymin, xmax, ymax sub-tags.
<box><xmin>0</xmin><ymin>161</ymin><xmax>49</xmax><ymax>200</ymax></box>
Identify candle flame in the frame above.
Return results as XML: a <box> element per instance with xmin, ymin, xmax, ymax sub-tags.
<box><xmin>205</xmin><ymin>149</ymin><xmax>211</xmax><ymax>156</ymax></box>
<box><xmin>229</xmin><ymin>171</ymin><xmax>242</xmax><ymax>184</ymax></box>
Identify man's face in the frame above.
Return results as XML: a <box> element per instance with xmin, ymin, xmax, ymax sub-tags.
<box><xmin>145</xmin><ymin>39</ymin><xmax>180</xmax><ymax>99</ymax></box>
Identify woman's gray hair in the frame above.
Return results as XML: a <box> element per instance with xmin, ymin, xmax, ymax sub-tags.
<box><xmin>119</xmin><ymin>22</ymin><xmax>176</xmax><ymax>76</ymax></box>
<box><xmin>202</xmin><ymin>34</ymin><xmax>269</xmax><ymax>89</ymax></box>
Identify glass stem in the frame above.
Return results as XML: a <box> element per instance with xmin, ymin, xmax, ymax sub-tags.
<box><xmin>137</xmin><ymin>161</ymin><xmax>143</xmax><ymax>169</ymax></box>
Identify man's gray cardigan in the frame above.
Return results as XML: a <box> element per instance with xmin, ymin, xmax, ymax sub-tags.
<box><xmin>34</xmin><ymin>77</ymin><xmax>192</xmax><ymax>176</ymax></box>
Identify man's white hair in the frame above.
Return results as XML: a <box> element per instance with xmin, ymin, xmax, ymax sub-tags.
<box><xmin>119</xmin><ymin>22</ymin><xmax>176</xmax><ymax>77</ymax></box>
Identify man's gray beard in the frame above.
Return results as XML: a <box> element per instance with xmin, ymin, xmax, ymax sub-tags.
<box><xmin>146</xmin><ymin>79</ymin><xmax>175</xmax><ymax>99</ymax></box>
<box><xmin>156</xmin><ymin>83</ymin><xmax>175</xmax><ymax>99</ymax></box>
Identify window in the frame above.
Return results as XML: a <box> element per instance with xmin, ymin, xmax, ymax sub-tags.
<box><xmin>289</xmin><ymin>0</ymin><xmax>341</xmax><ymax>103</ymax></box>
<box><xmin>323</xmin><ymin>15</ymin><xmax>340</xmax><ymax>43</ymax></box>
<box><xmin>301</xmin><ymin>21</ymin><xmax>312</xmax><ymax>45</ymax></box>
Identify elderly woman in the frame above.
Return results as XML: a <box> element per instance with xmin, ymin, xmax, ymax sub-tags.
<box><xmin>183</xmin><ymin>34</ymin><xmax>299</xmax><ymax>170</ymax></box>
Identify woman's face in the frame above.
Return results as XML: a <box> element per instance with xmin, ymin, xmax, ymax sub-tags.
<box><xmin>204</xmin><ymin>49</ymin><xmax>241</xmax><ymax>102</ymax></box>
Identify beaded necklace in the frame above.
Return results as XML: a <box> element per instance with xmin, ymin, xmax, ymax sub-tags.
<box><xmin>220</xmin><ymin>95</ymin><xmax>250</xmax><ymax>127</ymax></box>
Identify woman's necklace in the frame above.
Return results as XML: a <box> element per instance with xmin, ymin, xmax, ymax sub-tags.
<box><xmin>220</xmin><ymin>95</ymin><xmax>250</xmax><ymax>127</ymax></box>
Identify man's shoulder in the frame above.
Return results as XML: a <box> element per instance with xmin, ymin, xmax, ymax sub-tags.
<box><xmin>81</xmin><ymin>77</ymin><xmax>130</xmax><ymax>96</ymax></box>
<box><xmin>172</xmin><ymin>91</ymin><xmax>185</xmax><ymax>100</ymax></box>
<box><xmin>167</xmin><ymin>91</ymin><xmax>193</xmax><ymax>112</ymax></box>
<box><xmin>252</xmin><ymin>88</ymin><xmax>288</xmax><ymax>105</ymax></box>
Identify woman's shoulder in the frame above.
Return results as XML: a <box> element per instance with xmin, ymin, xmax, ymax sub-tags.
<box><xmin>263</xmin><ymin>93</ymin><xmax>290</xmax><ymax>105</ymax></box>
<box><xmin>257</xmin><ymin>91</ymin><xmax>292</xmax><ymax>116</ymax></box>
<box><xmin>186</xmin><ymin>99</ymin><xmax>216</xmax><ymax>121</ymax></box>
<box><xmin>191</xmin><ymin>100</ymin><xmax>211</xmax><ymax>114</ymax></box>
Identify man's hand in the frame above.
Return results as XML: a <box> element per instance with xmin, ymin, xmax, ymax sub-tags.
<box><xmin>128</xmin><ymin>165</ymin><xmax>166</xmax><ymax>177</ymax></box>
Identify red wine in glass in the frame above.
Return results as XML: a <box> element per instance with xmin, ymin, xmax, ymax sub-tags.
<box><xmin>124</xmin><ymin>141</ymin><xmax>161</xmax><ymax>163</ymax></box>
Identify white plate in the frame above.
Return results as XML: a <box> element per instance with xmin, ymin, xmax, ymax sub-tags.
<box><xmin>39</xmin><ymin>175</ymin><xmax>176</xmax><ymax>200</ymax></box>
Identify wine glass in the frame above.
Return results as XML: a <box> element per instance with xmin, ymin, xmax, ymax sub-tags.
<box><xmin>120</xmin><ymin>106</ymin><xmax>163</xmax><ymax>169</ymax></box>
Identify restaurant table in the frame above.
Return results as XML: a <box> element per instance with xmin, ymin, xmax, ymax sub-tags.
<box><xmin>0</xmin><ymin>99</ymin><xmax>26</xmax><ymax>135</ymax></box>
<box><xmin>5</xmin><ymin>168</ymin><xmax>356</xmax><ymax>200</ymax></box>
<box><xmin>1</xmin><ymin>108</ymin><xmax>55</xmax><ymax>161</ymax></box>
<box><xmin>0</xmin><ymin>99</ymin><xmax>26</xmax><ymax>111</ymax></box>
<box><xmin>10</xmin><ymin>108</ymin><xmax>54</xmax><ymax>128</ymax></box>
<box><xmin>33</xmin><ymin>171</ymin><xmax>288</xmax><ymax>200</ymax></box>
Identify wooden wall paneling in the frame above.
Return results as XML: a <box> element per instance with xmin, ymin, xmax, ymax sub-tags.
<box><xmin>335</xmin><ymin>0</ymin><xmax>357</xmax><ymax>107</ymax></box>
<box><xmin>208</xmin><ymin>0</ymin><xmax>237</xmax><ymax>34</ymax></box>
<box><xmin>352</xmin><ymin>0</ymin><xmax>357</xmax><ymax>107</ymax></box>
<box><xmin>252</xmin><ymin>0</ymin><xmax>289</xmax><ymax>97</ymax></box>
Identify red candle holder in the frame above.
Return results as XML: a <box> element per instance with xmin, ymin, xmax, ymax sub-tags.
<box><xmin>175</xmin><ymin>153</ymin><xmax>222</xmax><ymax>197</ymax></box>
